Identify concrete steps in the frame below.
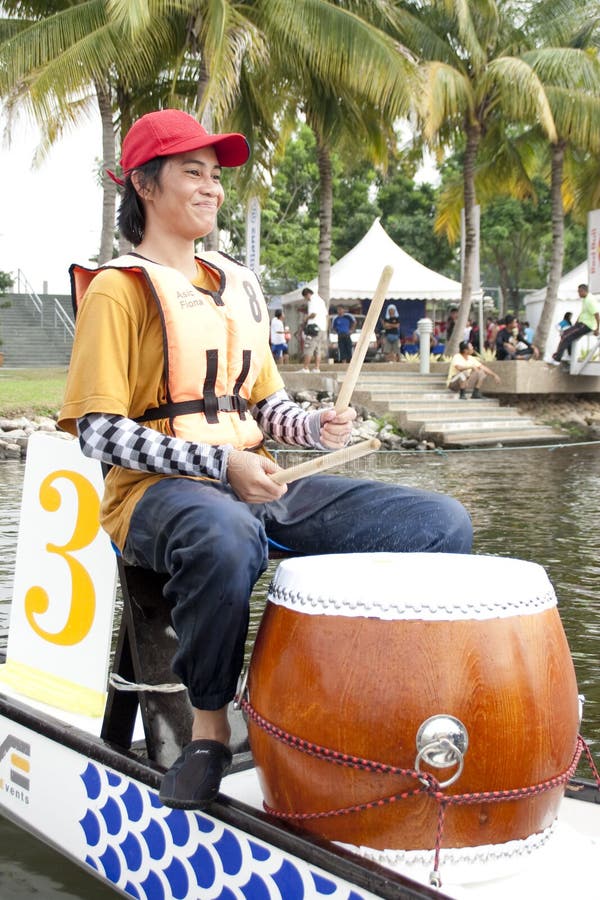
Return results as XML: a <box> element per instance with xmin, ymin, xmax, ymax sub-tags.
<box><xmin>330</xmin><ymin>367</ymin><xmax>566</xmax><ymax>448</ymax></box>
<box><xmin>1</xmin><ymin>294</ymin><xmax>73</xmax><ymax>367</ymax></box>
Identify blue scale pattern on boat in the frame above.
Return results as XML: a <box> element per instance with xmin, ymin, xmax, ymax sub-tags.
<box><xmin>141</xmin><ymin>818</ymin><xmax>166</xmax><ymax>859</ymax></box>
<box><xmin>165</xmin><ymin>809</ymin><xmax>191</xmax><ymax>846</ymax></box>
<box><xmin>99</xmin><ymin>796</ymin><xmax>122</xmax><ymax>835</ymax></box>
<box><xmin>197</xmin><ymin>814</ymin><xmax>217</xmax><ymax>833</ymax></box>
<box><xmin>187</xmin><ymin>842</ymin><xmax>216</xmax><ymax>889</ymax></box>
<box><xmin>80</xmin><ymin>809</ymin><xmax>101</xmax><ymax>847</ymax></box>
<box><xmin>140</xmin><ymin>869</ymin><xmax>165</xmax><ymax>899</ymax></box>
<box><xmin>241</xmin><ymin>873</ymin><xmax>272</xmax><ymax>899</ymax></box>
<box><xmin>120</xmin><ymin>832</ymin><xmax>143</xmax><ymax>871</ymax></box>
<box><xmin>81</xmin><ymin>762</ymin><xmax>102</xmax><ymax>799</ymax></box>
<box><xmin>163</xmin><ymin>856</ymin><xmax>190</xmax><ymax>899</ymax></box>
<box><xmin>98</xmin><ymin>844</ymin><xmax>121</xmax><ymax>882</ymax></box>
<box><xmin>219</xmin><ymin>888</ymin><xmax>237</xmax><ymax>899</ymax></box>
<box><xmin>214</xmin><ymin>829</ymin><xmax>243</xmax><ymax>875</ymax></box>
<box><xmin>79</xmin><ymin>762</ymin><xmax>372</xmax><ymax>900</ymax></box>
<box><xmin>312</xmin><ymin>872</ymin><xmax>338</xmax><ymax>895</ymax></box>
<box><xmin>271</xmin><ymin>859</ymin><xmax>305</xmax><ymax>899</ymax></box>
<box><xmin>249</xmin><ymin>840</ymin><xmax>271</xmax><ymax>861</ymax></box>
<box><xmin>121</xmin><ymin>782</ymin><xmax>144</xmax><ymax>822</ymax></box>
<box><xmin>107</xmin><ymin>771</ymin><xmax>121</xmax><ymax>787</ymax></box>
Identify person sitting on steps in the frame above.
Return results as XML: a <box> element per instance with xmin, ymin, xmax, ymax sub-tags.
<box><xmin>447</xmin><ymin>340</ymin><xmax>500</xmax><ymax>399</ymax></box>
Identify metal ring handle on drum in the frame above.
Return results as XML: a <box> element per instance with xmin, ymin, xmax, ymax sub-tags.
<box><xmin>415</xmin><ymin>738</ymin><xmax>465</xmax><ymax>789</ymax></box>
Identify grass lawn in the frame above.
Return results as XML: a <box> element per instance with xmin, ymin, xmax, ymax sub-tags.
<box><xmin>0</xmin><ymin>367</ymin><xmax>68</xmax><ymax>417</ymax></box>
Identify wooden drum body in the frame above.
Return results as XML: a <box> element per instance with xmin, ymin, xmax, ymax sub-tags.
<box><xmin>247</xmin><ymin>553</ymin><xmax>580</xmax><ymax>856</ymax></box>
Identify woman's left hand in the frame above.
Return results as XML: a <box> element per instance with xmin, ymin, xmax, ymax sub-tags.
<box><xmin>319</xmin><ymin>407</ymin><xmax>356</xmax><ymax>449</ymax></box>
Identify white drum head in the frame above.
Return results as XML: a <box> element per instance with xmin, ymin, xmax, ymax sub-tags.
<box><xmin>268</xmin><ymin>553</ymin><xmax>556</xmax><ymax>621</ymax></box>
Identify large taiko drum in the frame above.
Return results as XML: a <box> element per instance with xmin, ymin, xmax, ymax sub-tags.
<box><xmin>247</xmin><ymin>553</ymin><xmax>580</xmax><ymax>859</ymax></box>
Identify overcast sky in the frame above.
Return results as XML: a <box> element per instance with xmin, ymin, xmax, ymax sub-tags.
<box><xmin>0</xmin><ymin>106</ymin><xmax>103</xmax><ymax>296</ymax></box>
<box><xmin>0</xmin><ymin>106</ymin><xmax>442</xmax><ymax>299</ymax></box>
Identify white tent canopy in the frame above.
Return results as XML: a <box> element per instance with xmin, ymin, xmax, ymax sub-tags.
<box><xmin>280</xmin><ymin>218</ymin><xmax>462</xmax><ymax>304</ymax></box>
<box><xmin>524</xmin><ymin>261</ymin><xmax>588</xmax><ymax>333</ymax></box>
<box><xmin>525</xmin><ymin>261</ymin><xmax>588</xmax><ymax>307</ymax></box>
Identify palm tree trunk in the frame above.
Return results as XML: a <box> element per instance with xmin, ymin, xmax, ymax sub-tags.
<box><xmin>534</xmin><ymin>140</ymin><xmax>566</xmax><ymax>356</ymax></box>
<box><xmin>448</xmin><ymin>123</ymin><xmax>480</xmax><ymax>357</ymax></box>
<box><xmin>96</xmin><ymin>81</ymin><xmax>116</xmax><ymax>264</ymax></box>
<box><xmin>315</xmin><ymin>135</ymin><xmax>332</xmax><ymax>305</ymax></box>
<box><xmin>197</xmin><ymin>58</ymin><xmax>219</xmax><ymax>252</ymax></box>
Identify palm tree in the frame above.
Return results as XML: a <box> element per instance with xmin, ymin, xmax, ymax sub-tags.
<box><xmin>522</xmin><ymin>2</ymin><xmax>600</xmax><ymax>353</ymax></box>
<box><xmin>390</xmin><ymin>0</ymin><xmax>558</xmax><ymax>356</ymax></box>
<box><xmin>105</xmin><ymin>1</ymin><xmax>419</xmax><ymax>295</ymax></box>
<box><xmin>2</xmin><ymin>0</ymin><xmax>419</xmax><ymax>285</ymax></box>
<box><xmin>0</xmin><ymin>2</ymin><xmax>191</xmax><ymax>259</ymax></box>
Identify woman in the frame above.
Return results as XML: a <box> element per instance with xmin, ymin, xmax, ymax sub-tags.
<box><xmin>59</xmin><ymin>109</ymin><xmax>472</xmax><ymax>810</ymax></box>
<box><xmin>381</xmin><ymin>303</ymin><xmax>402</xmax><ymax>361</ymax></box>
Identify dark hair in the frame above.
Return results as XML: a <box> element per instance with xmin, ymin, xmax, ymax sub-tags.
<box><xmin>301</xmin><ymin>288</ymin><xmax>313</xmax><ymax>297</ymax></box>
<box><xmin>459</xmin><ymin>340</ymin><xmax>470</xmax><ymax>352</ymax></box>
<box><xmin>117</xmin><ymin>157</ymin><xmax>167</xmax><ymax>245</ymax></box>
<box><xmin>504</xmin><ymin>314</ymin><xmax>516</xmax><ymax>326</ymax></box>
<box><xmin>578</xmin><ymin>284</ymin><xmax>588</xmax><ymax>291</ymax></box>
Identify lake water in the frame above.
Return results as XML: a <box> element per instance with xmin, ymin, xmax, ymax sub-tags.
<box><xmin>0</xmin><ymin>444</ymin><xmax>599</xmax><ymax>897</ymax></box>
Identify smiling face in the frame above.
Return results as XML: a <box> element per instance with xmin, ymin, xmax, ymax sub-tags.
<box><xmin>135</xmin><ymin>147</ymin><xmax>225</xmax><ymax>242</ymax></box>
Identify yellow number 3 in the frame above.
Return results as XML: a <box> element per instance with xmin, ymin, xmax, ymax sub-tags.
<box><xmin>24</xmin><ymin>469</ymin><xmax>100</xmax><ymax>646</ymax></box>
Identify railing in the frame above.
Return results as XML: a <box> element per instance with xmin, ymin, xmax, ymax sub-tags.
<box><xmin>53</xmin><ymin>298</ymin><xmax>75</xmax><ymax>341</ymax></box>
<box><xmin>16</xmin><ymin>268</ymin><xmax>44</xmax><ymax>326</ymax></box>
<box><xmin>569</xmin><ymin>335</ymin><xmax>600</xmax><ymax>376</ymax></box>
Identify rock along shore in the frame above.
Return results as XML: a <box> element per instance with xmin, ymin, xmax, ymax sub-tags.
<box><xmin>0</xmin><ymin>388</ymin><xmax>436</xmax><ymax>462</ymax></box>
<box><xmin>2</xmin><ymin>391</ymin><xmax>600</xmax><ymax>461</ymax></box>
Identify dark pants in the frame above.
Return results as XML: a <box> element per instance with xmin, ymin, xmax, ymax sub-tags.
<box><xmin>553</xmin><ymin>322</ymin><xmax>591</xmax><ymax>360</ymax></box>
<box><xmin>123</xmin><ymin>474</ymin><xmax>472</xmax><ymax>710</ymax></box>
<box><xmin>337</xmin><ymin>333</ymin><xmax>353</xmax><ymax>362</ymax></box>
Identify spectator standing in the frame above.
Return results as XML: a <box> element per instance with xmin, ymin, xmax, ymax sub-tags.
<box><xmin>550</xmin><ymin>285</ymin><xmax>600</xmax><ymax>365</ymax></box>
<box><xmin>270</xmin><ymin>309</ymin><xmax>289</xmax><ymax>365</ymax></box>
<box><xmin>446</xmin><ymin>307</ymin><xmax>459</xmax><ymax>343</ymax></box>
<box><xmin>299</xmin><ymin>287</ymin><xmax>328</xmax><ymax>372</ymax></box>
<box><xmin>522</xmin><ymin>320</ymin><xmax>535</xmax><ymax>344</ymax></box>
<box><xmin>381</xmin><ymin>304</ymin><xmax>402</xmax><ymax>361</ymax></box>
<box><xmin>331</xmin><ymin>305</ymin><xmax>356</xmax><ymax>363</ymax></box>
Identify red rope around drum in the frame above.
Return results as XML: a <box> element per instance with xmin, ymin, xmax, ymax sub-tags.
<box><xmin>241</xmin><ymin>697</ymin><xmax>600</xmax><ymax>882</ymax></box>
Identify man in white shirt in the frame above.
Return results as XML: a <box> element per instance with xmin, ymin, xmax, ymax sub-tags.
<box><xmin>299</xmin><ymin>287</ymin><xmax>329</xmax><ymax>372</ymax></box>
<box><xmin>269</xmin><ymin>309</ymin><xmax>288</xmax><ymax>365</ymax></box>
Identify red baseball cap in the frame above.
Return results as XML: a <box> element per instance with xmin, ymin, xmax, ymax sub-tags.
<box><xmin>107</xmin><ymin>109</ymin><xmax>250</xmax><ymax>185</ymax></box>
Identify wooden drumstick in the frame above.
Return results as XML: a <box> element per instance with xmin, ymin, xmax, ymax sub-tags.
<box><xmin>334</xmin><ymin>264</ymin><xmax>394</xmax><ymax>413</ymax></box>
<box><xmin>270</xmin><ymin>438</ymin><xmax>381</xmax><ymax>485</ymax></box>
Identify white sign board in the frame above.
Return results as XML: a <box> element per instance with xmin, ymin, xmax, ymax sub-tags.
<box><xmin>588</xmin><ymin>209</ymin><xmax>600</xmax><ymax>294</ymax></box>
<box><xmin>245</xmin><ymin>196</ymin><xmax>261</xmax><ymax>277</ymax></box>
<box><xmin>1</xmin><ymin>433</ymin><xmax>117</xmax><ymax>713</ymax></box>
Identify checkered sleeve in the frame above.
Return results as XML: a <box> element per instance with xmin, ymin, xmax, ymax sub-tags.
<box><xmin>252</xmin><ymin>390</ymin><xmax>324</xmax><ymax>448</ymax></box>
<box><xmin>76</xmin><ymin>413</ymin><xmax>230</xmax><ymax>482</ymax></box>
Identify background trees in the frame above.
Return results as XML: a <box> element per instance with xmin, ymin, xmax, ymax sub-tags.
<box><xmin>2</xmin><ymin>0</ymin><xmax>600</xmax><ymax>353</ymax></box>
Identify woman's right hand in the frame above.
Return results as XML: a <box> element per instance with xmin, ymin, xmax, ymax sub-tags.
<box><xmin>226</xmin><ymin>449</ymin><xmax>287</xmax><ymax>503</ymax></box>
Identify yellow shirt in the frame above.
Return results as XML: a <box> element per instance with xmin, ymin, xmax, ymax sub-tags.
<box><xmin>446</xmin><ymin>352</ymin><xmax>482</xmax><ymax>385</ymax></box>
<box><xmin>59</xmin><ymin>261</ymin><xmax>283</xmax><ymax>551</ymax></box>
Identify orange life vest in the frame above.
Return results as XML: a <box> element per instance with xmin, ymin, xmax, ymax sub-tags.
<box><xmin>70</xmin><ymin>252</ymin><xmax>269</xmax><ymax>449</ymax></box>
